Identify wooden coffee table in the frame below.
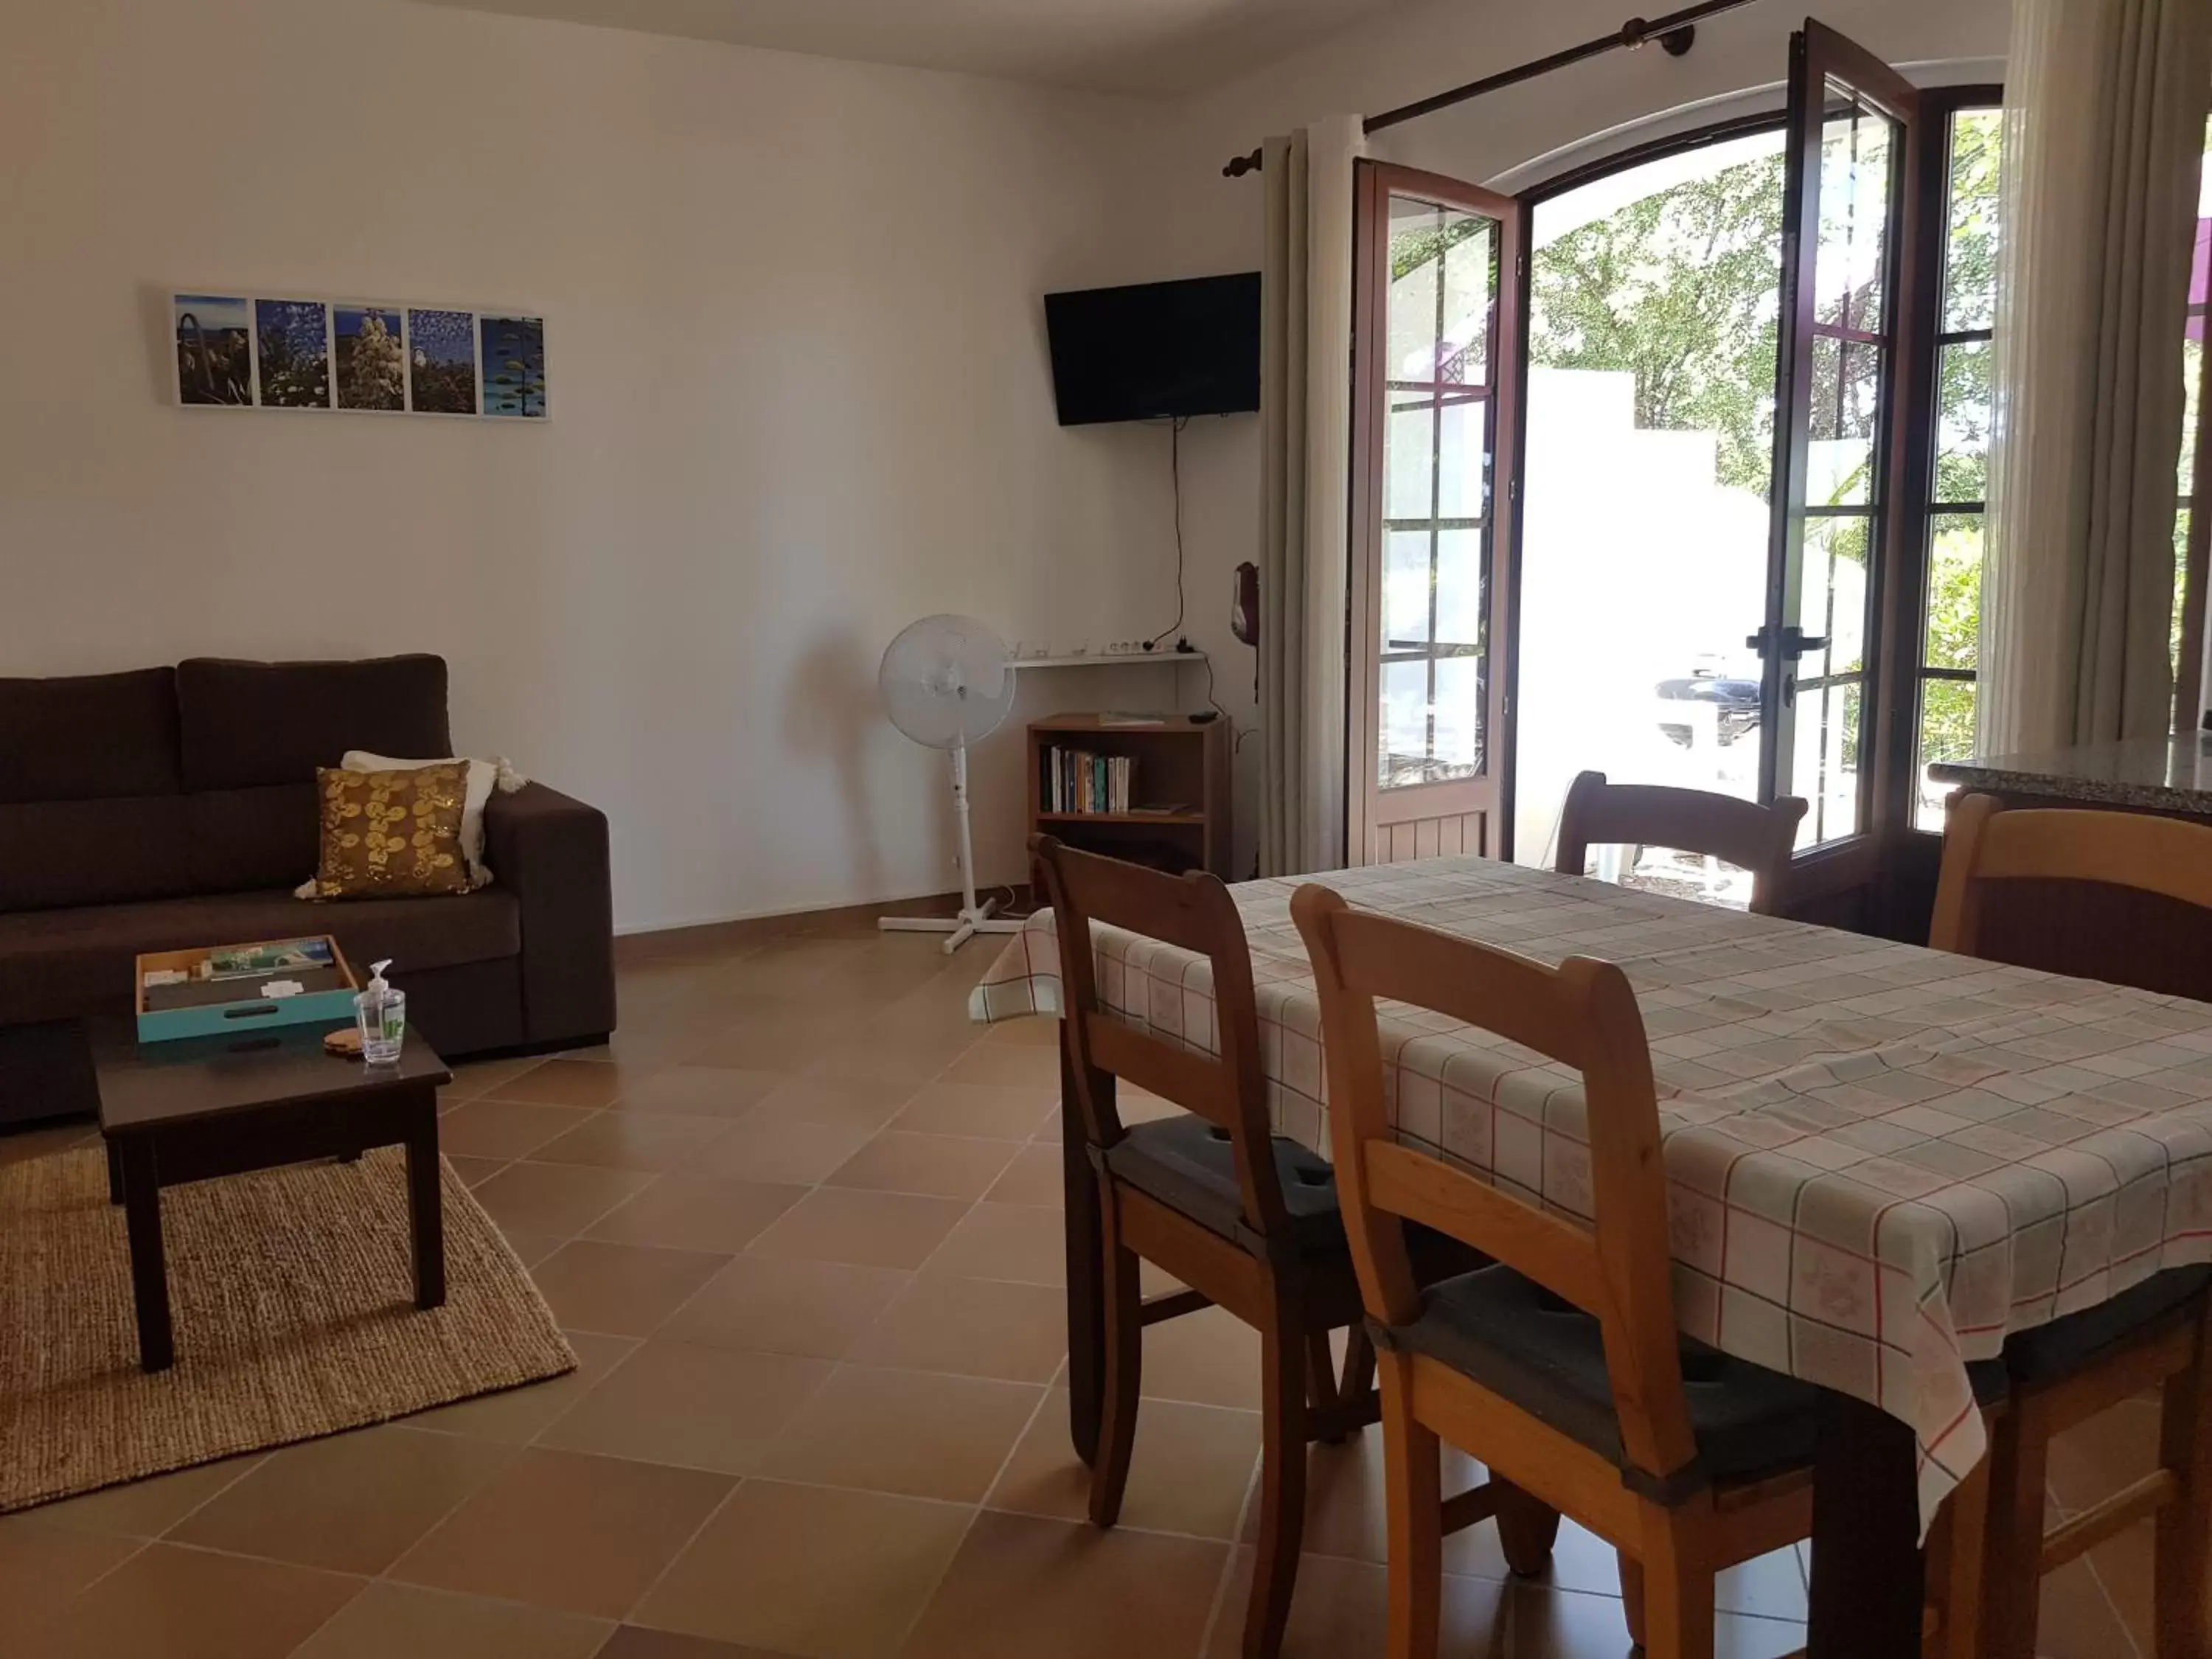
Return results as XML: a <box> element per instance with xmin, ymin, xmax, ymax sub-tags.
<box><xmin>91</xmin><ymin>1021</ymin><xmax>452</xmax><ymax>1373</ymax></box>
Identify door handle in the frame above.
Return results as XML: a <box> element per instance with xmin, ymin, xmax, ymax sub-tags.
<box><xmin>1746</xmin><ymin>625</ymin><xmax>1829</xmax><ymax>661</ymax></box>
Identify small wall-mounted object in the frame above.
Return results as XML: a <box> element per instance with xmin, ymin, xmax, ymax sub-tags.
<box><xmin>1010</xmin><ymin>648</ymin><xmax>1208</xmax><ymax>670</ymax></box>
<box><xmin>173</xmin><ymin>292</ymin><xmax>548</xmax><ymax>420</ymax></box>
<box><xmin>1231</xmin><ymin>561</ymin><xmax>1259</xmax><ymax>647</ymax></box>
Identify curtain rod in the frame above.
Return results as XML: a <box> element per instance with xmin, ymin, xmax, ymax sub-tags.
<box><xmin>1222</xmin><ymin>0</ymin><xmax>1764</xmax><ymax>177</ymax></box>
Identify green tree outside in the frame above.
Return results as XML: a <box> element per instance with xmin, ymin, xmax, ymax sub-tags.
<box><xmin>1516</xmin><ymin>117</ymin><xmax>2003</xmax><ymax>770</ymax></box>
<box><xmin>1401</xmin><ymin>111</ymin><xmax>2210</xmax><ymax>782</ymax></box>
<box><xmin>1528</xmin><ymin>150</ymin><xmax>1787</xmax><ymax>498</ymax></box>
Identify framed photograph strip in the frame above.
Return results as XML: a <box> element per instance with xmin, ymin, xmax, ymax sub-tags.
<box><xmin>173</xmin><ymin>293</ymin><xmax>548</xmax><ymax>420</ymax></box>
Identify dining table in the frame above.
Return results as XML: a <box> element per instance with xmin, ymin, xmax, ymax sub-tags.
<box><xmin>970</xmin><ymin>854</ymin><xmax>2212</xmax><ymax>1656</ymax></box>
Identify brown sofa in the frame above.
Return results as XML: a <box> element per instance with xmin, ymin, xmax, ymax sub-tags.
<box><xmin>0</xmin><ymin>655</ymin><xmax>616</xmax><ymax>1125</ymax></box>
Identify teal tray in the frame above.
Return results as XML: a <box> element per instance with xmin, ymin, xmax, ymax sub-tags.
<box><xmin>135</xmin><ymin>939</ymin><xmax>358</xmax><ymax>1045</ymax></box>
<box><xmin>136</xmin><ymin>987</ymin><xmax>358</xmax><ymax>1045</ymax></box>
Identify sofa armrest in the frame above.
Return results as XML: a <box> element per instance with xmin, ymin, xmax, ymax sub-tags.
<box><xmin>483</xmin><ymin>782</ymin><xmax>616</xmax><ymax>1047</ymax></box>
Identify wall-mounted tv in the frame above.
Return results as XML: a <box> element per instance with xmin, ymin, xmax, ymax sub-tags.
<box><xmin>1044</xmin><ymin>272</ymin><xmax>1261</xmax><ymax>426</ymax></box>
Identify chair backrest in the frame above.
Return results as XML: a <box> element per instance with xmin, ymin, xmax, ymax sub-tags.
<box><xmin>1930</xmin><ymin>794</ymin><xmax>2212</xmax><ymax>959</ymax></box>
<box><xmin>1030</xmin><ymin>835</ymin><xmax>1289</xmax><ymax>1237</ymax></box>
<box><xmin>1291</xmin><ymin>882</ymin><xmax>1699</xmax><ymax>1484</ymax></box>
<box><xmin>1554</xmin><ymin>769</ymin><xmax>1807</xmax><ymax>917</ymax></box>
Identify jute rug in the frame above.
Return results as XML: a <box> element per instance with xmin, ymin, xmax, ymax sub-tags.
<box><xmin>0</xmin><ymin>1145</ymin><xmax>574</xmax><ymax>1513</ymax></box>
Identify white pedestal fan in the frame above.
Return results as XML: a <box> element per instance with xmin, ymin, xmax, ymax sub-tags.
<box><xmin>877</xmin><ymin>614</ymin><xmax>1026</xmax><ymax>954</ymax></box>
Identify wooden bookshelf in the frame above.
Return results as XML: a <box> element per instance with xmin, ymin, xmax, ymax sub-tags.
<box><xmin>1024</xmin><ymin>714</ymin><xmax>1232</xmax><ymax>878</ymax></box>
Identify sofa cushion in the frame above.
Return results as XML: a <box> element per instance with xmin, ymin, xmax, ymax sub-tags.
<box><xmin>176</xmin><ymin>655</ymin><xmax>452</xmax><ymax>792</ymax></box>
<box><xmin>185</xmin><ymin>786</ymin><xmax>320</xmax><ymax>894</ymax></box>
<box><xmin>0</xmin><ymin>888</ymin><xmax>521</xmax><ymax>1025</ymax></box>
<box><xmin>306</xmin><ymin>763</ymin><xmax>475</xmax><ymax>899</ymax></box>
<box><xmin>0</xmin><ymin>667</ymin><xmax>180</xmax><ymax>804</ymax></box>
<box><xmin>0</xmin><ymin>797</ymin><xmax>194</xmax><ymax>911</ymax></box>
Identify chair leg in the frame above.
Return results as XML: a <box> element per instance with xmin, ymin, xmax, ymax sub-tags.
<box><xmin>1493</xmin><ymin>1478</ymin><xmax>1562</xmax><ymax>1576</ymax></box>
<box><xmin>1088</xmin><ymin>1186</ymin><xmax>1143</xmax><ymax>1529</ymax></box>
<box><xmin>1379</xmin><ymin>1348</ymin><xmax>1442</xmax><ymax>1659</ymax></box>
<box><xmin>1618</xmin><ymin>1555</ymin><xmax>1646</xmax><ymax>1650</ymax></box>
<box><xmin>1980</xmin><ymin>1392</ymin><xmax>2052</xmax><ymax>1659</ymax></box>
<box><xmin>1245</xmin><ymin>1278</ymin><xmax>1310</xmax><ymax>1659</ymax></box>
<box><xmin>1340</xmin><ymin>1324</ymin><xmax>1377</xmax><ymax>1407</ymax></box>
<box><xmin>1304</xmin><ymin>1328</ymin><xmax>1343</xmax><ymax>1427</ymax></box>
<box><xmin>2156</xmin><ymin>1324</ymin><xmax>2212</xmax><ymax>1659</ymax></box>
<box><xmin>1637</xmin><ymin>1512</ymin><xmax>1714</xmax><ymax>1659</ymax></box>
<box><xmin>1926</xmin><ymin>1450</ymin><xmax>1989</xmax><ymax>1659</ymax></box>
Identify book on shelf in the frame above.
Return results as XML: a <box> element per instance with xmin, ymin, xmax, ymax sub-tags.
<box><xmin>1043</xmin><ymin>747</ymin><xmax>1137</xmax><ymax>814</ymax></box>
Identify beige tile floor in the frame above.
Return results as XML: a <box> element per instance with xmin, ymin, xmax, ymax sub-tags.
<box><xmin>0</xmin><ymin>919</ymin><xmax>2166</xmax><ymax>1658</ymax></box>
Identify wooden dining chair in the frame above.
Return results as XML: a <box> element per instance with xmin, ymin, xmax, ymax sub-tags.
<box><xmin>1930</xmin><ymin>794</ymin><xmax>2212</xmax><ymax>1659</ymax></box>
<box><xmin>1554</xmin><ymin>770</ymin><xmax>1808</xmax><ymax>916</ymax></box>
<box><xmin>1293</xmin><ymin>882</ymin><xmax>1823</xmax><ymax>1659</ymax></box>
<box><xmin>1032</xmin><ymin>835</ymin><xmax>1401</xmax><ymax>1659</ymax></box>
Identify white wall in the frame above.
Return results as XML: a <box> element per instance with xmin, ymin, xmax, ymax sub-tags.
<box><xmin>1146</xmin><ymin>0</ymin><xmax>2012</xmax><ymax>876</ymax></box>
<box><xmin>0</xmin><ymin>0</ymin><xmax>1204</xmax><ymax>931</ymax></box>
<box><xmin>0</xmin><ymin>0</ymin><xmax>2015</xmax><ymax>928</ymax></box>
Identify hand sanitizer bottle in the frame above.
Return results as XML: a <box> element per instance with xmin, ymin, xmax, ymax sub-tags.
<box><xmin>355</xmin><ymin>959</ymin><xmax>407</xmax><ymax>1064</ymax></box>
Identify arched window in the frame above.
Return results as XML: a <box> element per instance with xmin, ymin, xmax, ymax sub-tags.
<box><xmin>1512</xmin><ymin>116</ymin><xmax>1792</xmax><ymax>883</ymax></box>
<box><xmin>1352</xmin><ymin>43</ymin><xmax>2205</xmax><ymax>928</ymax></box>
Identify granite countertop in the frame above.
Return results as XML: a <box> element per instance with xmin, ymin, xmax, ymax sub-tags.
<box><xmin>1927</xmin><ymin>733</ymin><xmax>2212</xmax><ymax>812</ymax></box>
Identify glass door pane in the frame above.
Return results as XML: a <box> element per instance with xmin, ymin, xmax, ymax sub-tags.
<box><xmin>1351</xmin><ymin>165</ymin><xmax>1521</xmax><ymax>864</ymax></box>
<box><xmin>1378</xmin><ymin>198</ymin><xmax>1495</xmax><ymax>790</ymax></box>
<box><xmin>1766</xmin><ymin>32</ymin><xmax>1919</xmax><ymax>849</ymax></box>
<box><xmin>1914</xmin><ymin>105</ymin><xmax>2001</xmax><ymax>828</ymax></box>
<box><xmin>1514</xmin><ymin>128</ymin><xmax>1787</xmax><ymax>888</ymax></box>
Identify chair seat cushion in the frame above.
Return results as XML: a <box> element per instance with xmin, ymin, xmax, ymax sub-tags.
<box><xmin>1104</xmin><ymin>1114</ymin><xmax>1346</xmax><ymax>1252</ymax></box>
<box><xmin>1387</xmin><ymin>1264</ymin><xmax>1822</xmax><ymax>1491</ymax></box>
<box><xmin>2003</xmin><ymin>1265</ymin><xmax>2211</xmax><ymax>1388</ymax></box>
<box><xmin>0</xmin><ymin>887</ymin><xmax>521</xmax><ymax>1025</ymax></box>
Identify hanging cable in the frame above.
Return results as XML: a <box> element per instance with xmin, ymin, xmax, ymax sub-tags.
<box><xmin>1146</xmin><ymin>417</ymin><xmax>1190</xmax><ymax>650</ymax></box>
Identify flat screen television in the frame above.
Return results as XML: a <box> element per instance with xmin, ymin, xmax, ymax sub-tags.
<box><xmin>1044</xmin><ymin>272</ymin><xmax>1261</xmax><ymax>426</ymax></box>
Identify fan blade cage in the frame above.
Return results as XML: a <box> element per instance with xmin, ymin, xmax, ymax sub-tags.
<box><xmin>880</xmin><ymin>613</ymin><xmax>1015</xmax><ymax>749</ymax></box>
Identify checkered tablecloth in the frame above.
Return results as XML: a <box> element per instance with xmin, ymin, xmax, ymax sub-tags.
<box><xmin>971</xmin><ymin>856</ymin><xmax>2212</xmax><ymax>1531</ymax></box>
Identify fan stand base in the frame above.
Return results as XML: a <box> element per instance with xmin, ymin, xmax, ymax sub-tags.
<box><xmin>878</xmin><ymin>897</ymin><xmax>1023</xmax><ymax>956</ymax></box>
<box><xmin>877</xmin><ymin>740</ymin><xmax>1021</xmax><ymax>955</ymax></box>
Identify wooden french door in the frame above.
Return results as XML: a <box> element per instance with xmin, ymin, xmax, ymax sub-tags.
<box><xmin>1761</xmin><ymin>22</ymin><xmax>1922</xmax><ymax>891</ymax></box>
<box><xmin>1349</xmin><ymin>163</ymin><xmax>1523</xmax><ymax>864</ymax></box>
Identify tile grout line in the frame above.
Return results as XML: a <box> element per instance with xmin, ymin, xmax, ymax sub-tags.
<box><xmin>525</xmin><ymin>1032</ymin><xmax>973</xmax><ymax>1342</ymax></box>
<box><xmin>613</xmin><ymin>1042</ymin><xmax>971</xmax><ymax>1329</ymax></box>
<box><xmin>608</xmin><ymin>1473</ymin><xmax>753</xmax><ymax>1634</ymax></box>
<box><xmin>392</xmin><ymin>1009</ymin><xmax>838</xmax><ymax>1646</ymax></box>
<box><xmin>27</xmin><ymin>956</ymin><xmax>1045</xmax><ymax>1655</ymax></box>
<box><xmin>599</xmin><ymin>965</ymin><xmax>1007</xmax><ymax>1641</ymax></box>
<box><xmin>2082</xmin><ymin>1543</ymin><xmax>2149</xmax><ymax>1659</ymax></box>
<box><xmin>2042</xmin><ymin>1473</ymin><xmax>2147</xmax><ymax>1659</ymax></box>
<box><xmin>276</xmin><ymin>1433</ymin><xmax>562</xmax><ymax>1659</ymax></box>
<box><xmin>536</xmin><ymin>1012</ymin><xmax>992</xmax><ymax>1647</ymax></box>
<box><xmin>57</xmin><ymin>1537</ymin><xmax>152</xmax><ymax>1604</ymax></box>
<box><xmin>63</xmin><ymin>1440</ymin><xmax>279</xmax><ymax>1600</ymax></box>
<box><xmin>1195</xmin><ymin>1446</ymin><xmax>1269</xmax><ymax>1658</ymax></box>
<box><xmin>877</xmin><ymin>1355</ymin><xmax>1065</xmax><ymax>1658</ymax></box>
<box><xmin>644</xmin><ymin>977</ymin><xmax>1035</xmax><ymax>1652</ymax></box>
<box><xmin>52</xmin><ymin>1437</ymin><xmax>643</xmax><ymax>1652</ymax></box>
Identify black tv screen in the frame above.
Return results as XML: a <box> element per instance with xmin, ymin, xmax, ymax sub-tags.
<box><xmin>1044</xmin><ymin>273</ymin><xmax>1261</xmax><ymax>426</ymax></box>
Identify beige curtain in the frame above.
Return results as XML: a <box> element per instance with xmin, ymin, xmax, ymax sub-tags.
<box><xmin>1258</xmin><ymin>116</ymin><xmax>1361</xmax><ymax>876</ymax></box>
<box><xmin>1979</xmin><ymin>0</ymin><xmax>2212</xmax><ymax>754</ymax></box>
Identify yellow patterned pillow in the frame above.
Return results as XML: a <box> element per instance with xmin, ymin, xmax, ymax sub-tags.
<box><xmin>306</xmin><ymin>763</ymin><xmax>473</xmax><ymax>899</ymax></box>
